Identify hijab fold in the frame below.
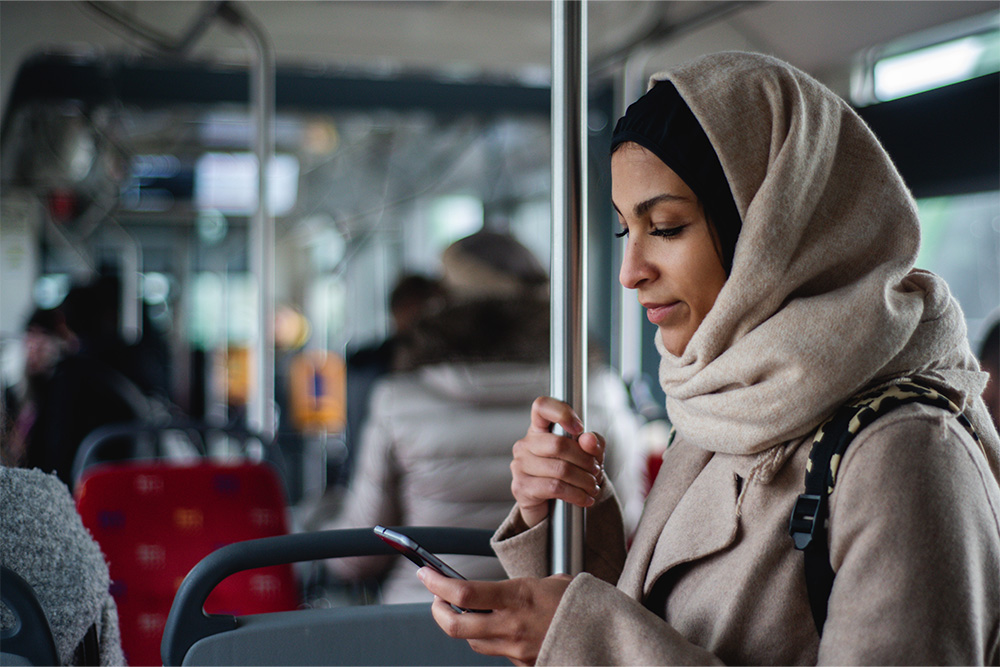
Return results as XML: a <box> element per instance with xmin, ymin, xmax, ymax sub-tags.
<box><xmin>644</xmin><ymin>52</ymin><xmax>999</xmax><ymax>481</ymax></box>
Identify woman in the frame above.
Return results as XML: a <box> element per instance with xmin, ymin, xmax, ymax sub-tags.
<box><xmin>418</xmin><ymin>52</ymin><xmax>1000</xmax><ymax>664</ymax></box>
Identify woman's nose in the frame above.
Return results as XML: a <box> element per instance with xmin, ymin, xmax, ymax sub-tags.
<box><xmin>619</xmin><ymin>238</ymin><xmax>652</xmax><ymax>289</ymax></box>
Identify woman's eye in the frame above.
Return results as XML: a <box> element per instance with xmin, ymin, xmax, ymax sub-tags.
<box><xmin>616</xmin><ymin>223</ymin><xmax>687</xmax><ymax>239</ymax></box>
<box><xmin>651</xmin><ymin>225</ymin><xmax>687</xmax><ymax>239</ymax></box>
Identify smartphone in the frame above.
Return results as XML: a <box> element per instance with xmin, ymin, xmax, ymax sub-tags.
<box><xmin>373</xmin><ymin>525</ymin><xmax>490</xmax><ymax>613</ymax></box>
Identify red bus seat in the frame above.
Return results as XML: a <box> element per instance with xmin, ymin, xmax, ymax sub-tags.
<box><xmin>75</xmin><ymin>461</ymin><xmax>299</xmax><ymax>666</ymax></box>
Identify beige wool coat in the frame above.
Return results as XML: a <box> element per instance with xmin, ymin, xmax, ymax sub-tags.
<box><xmin>493</xmin><ymin>399</ymin><xmax>1000</xmax><ymax>664</ymax></box>
<box><xmin>493</xmin><ymin>52</ymin><xmax>1000</xmax><ymax>665</ymax></box>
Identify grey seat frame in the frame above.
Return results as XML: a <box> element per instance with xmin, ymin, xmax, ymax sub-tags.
<box><xmin>161</xmin><ymin>527</ymin><xmax>508</xmax><ymax>666</ymax></box>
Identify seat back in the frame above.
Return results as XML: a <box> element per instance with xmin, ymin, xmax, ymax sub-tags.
<box><xmin>0</xmin><ymin>566</ymin><xmax>59</xmax><ymax>667</ymax></box>
<box><xmin>162</xmin><ymin>528</ymin><xmax>507</xmax><ymax>666</ymax></box>
<box><xmin>183</xmin><ymin>603</ymin><xmax>506</xmax><ymax>666</ymax></box>
<box><xmin>76</xmin><ymin>461</ymin><xmax>299</xmax><ymax>666</ymax></box>
<box><xmin>70</xmin><ymin>419</ymin><xmax>284</xmax><ymax>487</ymax></box>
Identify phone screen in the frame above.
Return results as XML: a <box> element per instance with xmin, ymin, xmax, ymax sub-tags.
<box><xmin>373</xmin><ymin>526</ymin><xmax>491</xmax><ymax>613</ymax></box>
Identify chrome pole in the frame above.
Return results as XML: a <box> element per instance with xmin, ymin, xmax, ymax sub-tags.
<box><xmin>549</xmin><ymin>0</ymin><xmax>587</xmax><ymax>576</ymax></box>
<box><xmin>220</xmin><ymin>3</ymin><xmax>276</xmax><ymax>438</ymax></box>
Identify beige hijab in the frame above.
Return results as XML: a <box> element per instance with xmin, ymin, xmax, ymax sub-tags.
<box><xmin>649</xmin><ymin>52</ymin><xmax>999</xmax><ymax>481</ymax></box>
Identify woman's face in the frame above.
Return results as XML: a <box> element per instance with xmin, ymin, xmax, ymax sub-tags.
<box><xmin>612</xmin><ymin>142</ymin><xmax>728</xmax><ymax>356</ymax></box>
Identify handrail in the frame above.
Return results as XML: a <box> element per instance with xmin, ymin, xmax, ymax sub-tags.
<box><xmin>161</xmin><ymin>527</ymin><xmax>494</xmax><ymax>666</ymax></box>
<box><xmin>70</xmin><ymin>0</ymin><xmax>279</xmax><ymax>438</ymax></box>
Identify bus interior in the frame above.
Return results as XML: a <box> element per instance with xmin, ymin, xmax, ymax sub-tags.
<box><xmin>0</xmin><ymin>1</ymin><xmax>997</xmax><ymax>665</ymax></box>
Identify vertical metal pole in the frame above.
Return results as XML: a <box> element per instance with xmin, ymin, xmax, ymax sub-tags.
<box><xmin>223</xmin><ymin>3</ymin><xmax>276</xmax><ymax>438</ymax></box>
<box><xmin>550</xmin><ymin>0</ymin><xmax>587</xmax><ymax>576</ymax></box>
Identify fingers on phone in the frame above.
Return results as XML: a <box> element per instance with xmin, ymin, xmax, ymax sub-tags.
<box><xmin>420</xmin><ymin>568</ymin><xmax>496</xmax><ymax>614</ymax></box>
<box><xmin>431</xmin><ymin>596</ymin><xmax>498</xmax><ymax>640</ymax></box>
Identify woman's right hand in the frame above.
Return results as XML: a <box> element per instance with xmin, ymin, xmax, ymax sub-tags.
<box><xmin>511</xmin><ymin>396</ymin><xmax>606</xmax><ymax>528</ymax></box>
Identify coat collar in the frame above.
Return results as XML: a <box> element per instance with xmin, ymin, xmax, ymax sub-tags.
<box><xmin>618</xmin><ymin>439</ymin><xmax>742</xmax><ymax>599</ymax></box>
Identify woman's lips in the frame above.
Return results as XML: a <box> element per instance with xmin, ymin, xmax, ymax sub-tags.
<box><xmin>644</xmin><ymin>302</ymin><xmax>679</xmax><ymax>325</ymax></box>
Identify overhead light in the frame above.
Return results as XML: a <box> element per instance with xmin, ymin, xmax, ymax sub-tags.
<box><xmin>851</xmin><ymin>11</ymin><xmax>999</xmax><ymax>106</ymax></box>
<box><xmin>194</xmin><ymin>153</ymin><xmax>300</xmax><ymax>216</ymax></box>
<box><xmin>874</xmin><ymin>35</ymin><xmax>987</xmax><ymax>101</ymax></box>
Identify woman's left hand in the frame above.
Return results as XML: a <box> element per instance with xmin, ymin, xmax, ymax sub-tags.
<box><xmin>417</xmin><ymin>567</ymin><xmax>572</xmax><ymax>666</ymax></box>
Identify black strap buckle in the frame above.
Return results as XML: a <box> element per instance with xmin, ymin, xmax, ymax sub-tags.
<box><xmin>788</xmin><ymin>493</ymin><xmax>827</xmax><ymax>551</ymax></box>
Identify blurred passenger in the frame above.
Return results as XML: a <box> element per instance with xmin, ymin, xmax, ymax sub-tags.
<box><xmin>62</xmin><ymin>273</ymin><xmax>171</xmax><ymax>400</ymax></box>
<box><xmin>2</xmin><ymin>307</ymin><xmax>74</xmax><ymax>467</ymax></box>
<box><xmin>322</xmin><ymin>231</ymin><xmax>643</xmax><ymax>603</ymax></box>
<box><xmin>342</xmin><ymin>273</ymin><xmax>445</xmax><ymax>482</ymax></box>
<box><xmin>980</xmin><ymin>315</ymin><xmax>999</xmax><ymax>432</ymax></box>
<box><xmin>24</xmin><ymin>280</ymin><xmax>151</xmax><ymax>486</ymax></box>
<box><xmin>1</xmin><ymin>465</ymin><xmax>125</xmax><ymax>665</ymax></box>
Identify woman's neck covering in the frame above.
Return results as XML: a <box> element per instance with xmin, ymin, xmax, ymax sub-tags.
<box><xmin>646</xmin><ymin>52</ymin><xmax>999</xmax><ymax>482</ymax></box>
<box><xmin>611</xmin><ymin>81</ymin><xmax>741</xmax><ymax>274</ymax></box>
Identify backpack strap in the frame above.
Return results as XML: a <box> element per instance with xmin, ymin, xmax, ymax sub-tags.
<box><xmin>788</xmin><ymin>380</ymin><xmax>980</xmax><ymax>636</ymax></box>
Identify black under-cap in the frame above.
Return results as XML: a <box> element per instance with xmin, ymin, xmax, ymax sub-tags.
<box><xmin>611</xmin><ymin>80</ymin><xmax>742</xmax><ymax>274</ymax></box>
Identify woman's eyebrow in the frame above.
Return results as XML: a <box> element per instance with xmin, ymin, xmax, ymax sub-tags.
<box><xmin>634</xmin><ymin>193</ymin><xmax>690</xmax><ymax>217</ymax></box>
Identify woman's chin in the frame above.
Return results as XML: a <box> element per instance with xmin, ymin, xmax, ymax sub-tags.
<box><xmin>658</xmin><ymin>329</ymin><xmax>690</xmax><ymax>358</ymax></box>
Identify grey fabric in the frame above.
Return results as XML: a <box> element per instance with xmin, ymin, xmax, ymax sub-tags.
<box><xmin>0</xmin><ymin>467</ymin><xmax>125</xmax><ymax>666</ymax></box>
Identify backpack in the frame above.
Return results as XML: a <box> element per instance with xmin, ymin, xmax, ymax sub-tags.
<box><xmin>788</xmin><ymin>380</ymin><xmax>982</xmax><ymax>636</ymax></box>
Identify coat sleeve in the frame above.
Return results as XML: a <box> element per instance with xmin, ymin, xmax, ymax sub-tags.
<box><xmin>819</xmin><ymin>406</ymin><xmax>1000</xmax><ymax>665</ymax></box>
<box><xmin>322</xmin><ymin>381</ymin><xmax>401</xmax><ymax>580</ymax></box>
<box><xmin>491</xmin><ymin>481</ymin><xmax>629</xmax><ymax>583</ymax></box>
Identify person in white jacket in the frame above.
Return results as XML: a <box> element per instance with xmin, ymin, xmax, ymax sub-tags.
<box><xmin>322</xmin><ymin>230</ymin><xmax>644</xmax><ymax>603</ymax></box>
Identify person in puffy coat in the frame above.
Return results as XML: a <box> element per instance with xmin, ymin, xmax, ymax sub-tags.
<box><xmin>322</xmin><ymin>230</ymin><xmax>644</xmax><ymax>604</ymax></box>
<box><xmin>417</xmin><ymin>52</ymin><xmax>1000</xmax><ymax>665</ymax></box>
